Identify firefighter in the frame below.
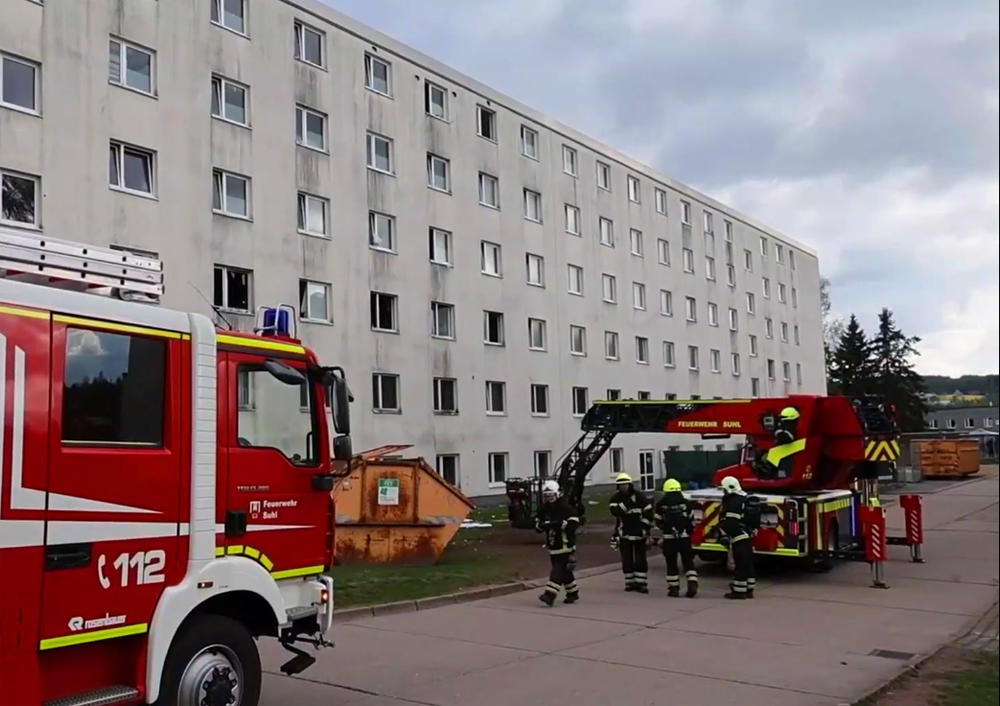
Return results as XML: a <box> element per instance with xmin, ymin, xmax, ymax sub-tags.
<box><xmin>760</xmin><ymin>406</ymin><xmax>806</xmax><ymax>479</ymax></box>
<box><xmin>655</xmin><ymin>478</ymin><xmax>698</xmax><ymax>598</ymax></box>
<box><xmin>536</xmin><ymin>480</ymin><xmax>581</xmax><ymax>606</ymax></box>
<box><xmin>609</xmin><ymin>473</ymin><xmax>653</xmax><ymax>593</ymax></box>
<box><xmin>719</xmin><ymin>475</ymin><xmax>756</xmax><ymax>599</ymax></box>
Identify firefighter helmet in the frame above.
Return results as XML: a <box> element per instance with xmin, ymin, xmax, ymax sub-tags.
<box><xmin>662</xmin><ymin>478</ymin><xmax>682</xmax><ymax>492</ymax></box>
<box><xmin>615</xmin><ymin>473</ymin><xmax>633</xmax><ymax>484</ymax></box>
<box><xmin>541</xmin><ymin>479</ymin><xmax>560</xmax><ymax>502</ymax></box>
<box><xmin>779</xmin><ymin>406</ymin><xmax>800</xmax><ymax>421</ymax></box>
<box><xmin>720</xmin><ymin>476</ymin><xmax>743</xmax><ymax>494</ymax></box>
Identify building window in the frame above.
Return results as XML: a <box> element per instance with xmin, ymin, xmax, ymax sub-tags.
<box><xmin>596</xmin><ymin>161</ymin><xmax>611</xmax><ymax>190</ymax></box>
<box><xmin>528</xmin><ymin>318</ymin><xmax>547</xmax><ymax>351</ymax></box>
<box><xmin>766</xmin><ymin>358</ymin><xmax>776</xmax><ymax>380</ymax></box>
<box><xmin>794</xmin><ymin>325</ymin><xmax>800</xmax><ymax>345</ymax></box>
<box><xmin>213</xmin><ymin>264</ymin><xmax>251</xmax><ymax>313</ymax></box>
<box><xmin>751</xmin><ymin>377</ymin><xmax>761</xmax><ymax>397</ymax></box>
<box><xmin>108</xmin><ymin>37</ymin><xmax>154</xmax><ymax>94</ymax></box>
<box><xmin>601</xmin><ymin>274</ymin><xmax>617</xmax><ymax>303</ymax></box>
<box><xmin>655</xmin><ymin>188</ymin><xmax>667</xmax><ymax>215</ymax></box>
<box><xmin>610</xmin><ymin>447</ymin><xmax>624</xmax><ymax>478</ymax></box>
<box><xmin>682</xmin><ymin>248</ymin><xmax>694</xmax><ymax>273</ymax></box>
<box><xmin>707</xmin><ymin>302</ymin><xmax>719</xmax><ymax>327</ymax></box>
<box><xmin>297</xmin><ymin>192</ymin><xmax>328</xmax><ymax>237</ymax></box>
<box><xmin>632</xmin><ymin>282</ymin><xmax>646</xmax><ymax>310</ymax></box>
<box><xmin>659</xmin><ymin>290</ymin><xmax>673</xmax><ymax>316</ymax></box>
<box><xmin>726</xmin><ymin>264</ymin><xmax>736</xmax><ymax>287</ymax></box>
<box><xmin>0</xmin><ymin>170</ymin><xmax>39</xmax><ymax>227</ymax></box>
<box><xmin>1</xmin><ymin>53</ymin><xmax>39</xmax><ymax>113</ymax></box>
<box><xmin>782</xmin><ymin>362</ymin><xmax>791</xmax><ymax>382</ymax></box>
<box><xmin>562</xmin><ymin>145</ymin><xmax>578</xmax><ymax>176</ymax></box>
<box><xmin>796</xmin><ymin>363</ymin><xmax>803</xmax><ymax>385</ymax></box>
<box><xmin>567</xmin><ymin>264</ymin><xmax>584</xmax><ymax>295</ymax></box>
<box><xmin>703</xmin><ymin>210</ymin><xmax>714</xmax><ymax>234</ymax></box>
<box><xmin>705</xmin><ymin>256</ymin><xmax>716</xmax><ymax>281</ymax></box>
<box><xmin>775</xmin><ymin>243</ymin><xmax>784</xmax><ymax>264</ymax></box>
<box><xmin>605</xmin><ymin>331</ymin><xmax>620</xmax><ymax>360</ymax></box>
<box><xmin>431</xmin><ymin>302</ymin><xmax>455</xmax><ymax>339</ymax></box>
<box><xmin>762</xmin><ymin>277</ymin><xmax>771</xmax><ymax>299</ymax></box>
<box><xmin>792</xmin><ymin>287</ymin><xmax>798</xmax><ymax>308</ymax></box>
<box><xmin>731</xmin><ymin>353</ymin><xmax>741</xmax><ymax>376</ymax></box>
<box><xmin>749</xmin><ymin>334</ymin><xmax>758</xmax><ymax>357</ymax></box>
<box><xmin>370</xmin><ymin>291</ymin><xmax>398</xmax><ymax>333</ymax></box>
<box><xmin>688</xmin><ymin>345</ymin><xmax>699</xmax><ymax>371</ymax></box>
<box><xmin>483</xmin><ymin>310</ymin><xmax>505</xmax><ymax>346</ymax></box>
<box><xmin>765</xmin><ymin>318</ymin><xmax>774</xmax><ymax>339</ymax></box>
<box><xmin>526</xmin><ymin>253</ymin><xmax>545</xmax><ymax>287</ymax></box>
<box><xmin>654</xmin><ymin>241</ymin><xmax>670</xmax><ymax>269</ymax></box>
<box><xmin>780</xmin><ymin>321</ymin><xmax>789</xmax><ymax>342</ymax></box>
<box><xmin>436</xmin><ymin>454</ymin><xmax>460</xmax><ymax>487</ymax></box>
<box><xmin>429</xmin><ymin>227</ymin><xmax>452</xmax><ymax>265</ymax></box>
<box><xmin>433</xmin><ymin>377</ymin><xmax>458</xmax><ymax>414</ymax></box>
<box><xmin>364</xmin><ymin>54</ymin><xmax>391</xmax><ymax>95</ymax></box>
<box><xmin>635</xmin><ymin>336</ymin><xmax>649</xmax><ymax>364</ymax></box>
<box><xmin>531</xmin><ymin>384</ymin><xmax>550</xmax><ymax>416</ymax></box>
<box><xmin>565</xmin><ymin>204</ymin><xmax>581</xmax><ymax>235</ymax></box>
<box><xmin>372</xmin><ymin>373</ymin><xmax>400</xmax><ymax>412</ymax></box>
<box><xmin>637</xmin><ymin>391</ymin><xmax>651</xmax><ymax>401</ymax></box>
<box><xmin>478</xmin><ymin>172</ymin><xmax>499</xmax><ymax>208</ymax></box>
<box><xmin>572</xmin><ymin>387</ymin><xmax>589</xmax><ymax>416</ymax></box>
<box><xmin>778</xmin><ymin>282</ymin><xmax>787</xmax><ymax>303</ymax></box>
<box><xmin>481</xmin><ymin>241</ymin><xmax>502</xmax><ymax>277</ymax></box>
<box><xmin>662</xmin><ymin>341</ymin><xmax>675</xmax><ymax>368</ymax></box>
<box><xmin>630</xmin><ymin>229</ymin><xmax>644</xmax><ymax>257</ymax></box>
<box><xmin>746</xmin><ymin>292</ymin><xmax>756</xmax><ymax>314</ymax></box>
<box><xmin>680</xmin><ymin>200</ymin><xmax>691</xmax><ymax>225</ymax></box>
<box><xmin>425</xmin><ymin>81</ymin><xmax>447</xmax><ymax>119</ymax></box>
<box><xmin>759</xmin><ymin>236</ymin><xmax>768</xmax><ymax>257</ymax></box>
<box><xmin>477</xmin><ymin>105</ymin><xmax>497</xmax><ymax>141</ymax></box>
<box><xmin>485</xmin><ymin>381</ymin><xmax>507</xmax><ymax>415</ymax></box>
<box><xmin>294</xmin><ymin>21</ymin><xmax>325</xmax><ymax>67</ymax></box>
<box><xmin>488</xmin><ymin>452</ymin><xmax>508</xmax><ymax>486</ymax></box>
<box><xmin>569</xmin><ymin>325</ymin><xmax>587</xmax><ymax>356</ymax></box>
<box><xmin>211</xmin><ymin>0</ymin><xmax>247</xmax><ymax>35</ymax></box>
<box><xmin>211</xmin><ymin>75</ymin><xmax>248</xmax><ymax>125</ymax></box>
<box><xmin>109</xmin><ymin>142</ymin><xmax>155</xmax><ymax>196</ymax></box>
<box><xmin>627</xmin><ymin>176</ymin><xmax>640</xmax><ymax>203</ymax></box>
<box><xmin>724</xmin><ymin>220</ymin><xmax>733</xmax><ymax>241</ymax></box>
<box><xmin>427</xmin><ymin>153</ymin><xmax>450</xmax><ymax>192</ymax></box>
<box><xmin>685</xmin><ymin>296</ymin><xmax>697</xmax><ymax>322</ymax></box>
<box><xmin>744</xmin><ymin>249</ymin><xmax>753</xmax><ymax>271</ymax></box>
<box><xmin>368</xmin><ymin>211</ymin><xmax>395</xmax><ymax>252</ymax></box>
<box><xmin>599</xmin><ymin>217</ymin><xmax>614</xmax><ymax>247</ymax></box>
<box><xmin>708</xmin><ymin>349</ymin><xmax>721</xmax><ymax>373</ymax></box>
<box><xmin>520</xmin><ymin>126</ymin><xmax>539</xmax><ymax>159</ymax></box>
<box><xmin>366</xmin><ymin>133</ymin><xmax>393</xmax><ymax>173</ymax></box>
<box><xmin>299</xmin><ymin>280</ymin><xmax>331</xmax><ymax>322</ymax></box>
<box><xmin>212</xmin><ymin>169</ymin><xmax>249</xmax><ymax>218</ymax></box>
<box><xmin>607</xmin><ymin>389</ymin><xmax>622</xmax><ymax>401</ymax></box>
<box><xmin>523</xmin><ymin>189</ymin><xmax>543</xmax><ymax>222</ymax></box>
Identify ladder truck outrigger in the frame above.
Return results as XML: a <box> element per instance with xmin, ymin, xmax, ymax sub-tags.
<box><xmin>505</xmin><ymin>396</ymin><xmax>925</xmax><ymax>587</ymax></box>
<box><xmin>0</xmin><ymin>228</ymin><xmax>352</xmax><ymax>706</ymax></box>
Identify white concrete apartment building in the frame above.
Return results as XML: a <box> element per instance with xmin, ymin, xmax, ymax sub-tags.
<box><xmin>0</xmin><ymin>0</ymin><xmax>826</xmax><ymax>497</ymax></box>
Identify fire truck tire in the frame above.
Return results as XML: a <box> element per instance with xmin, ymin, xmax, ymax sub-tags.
<box><xmin>155</xmin><ymin>614</ymin><xmax>262</xmax><ymax>706</ymax></box>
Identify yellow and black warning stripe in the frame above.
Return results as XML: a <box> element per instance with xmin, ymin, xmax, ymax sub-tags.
<box><xmin>216</xmin><ymin>545</ymin><xmax>324</xmax><ymax>581</ymax></box>
<box><xmin>864</xmin><ymin>438</ymin><xmax>901</xmax><ymax>462</ymax></box>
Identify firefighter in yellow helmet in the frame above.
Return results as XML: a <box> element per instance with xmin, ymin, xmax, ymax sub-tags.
<box><xmin>609</xmin><ymin>472</ymin><xmax>654</xmax><ymax>592</ymax></box>
<box><xmin>760</xmin><ymin>406</ymin><xmax>806</xmax><ymax>480</ymax></box>
<box><xmin>655</xmin><ymin>479</ymin><xmax>698</xmax><ymax>597</ymax></box>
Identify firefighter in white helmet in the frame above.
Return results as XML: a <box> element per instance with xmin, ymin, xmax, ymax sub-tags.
<box><xmin>719</xmin><ymin>476</ymin><xmax>756</xmax><ymax>599</ymax></box>
<box><xmin>536</xmin><ymin>480</ymin><xmax>581</xmax><ymax>606</ymax></box>
<box><xmin>609</xmin><ymin>472</ymin><xmax>654</xmax><ymax>593</ymax></box>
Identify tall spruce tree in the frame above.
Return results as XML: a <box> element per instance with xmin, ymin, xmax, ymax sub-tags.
<box><xmin>869</xmin><ymin>308</ymin><xmax>928</xmax><ymax>432</ymax></box>
<box><xmin>828</xmin><ymin>314</ymin><xmax>875</xmax><ymax>395</ymax></box>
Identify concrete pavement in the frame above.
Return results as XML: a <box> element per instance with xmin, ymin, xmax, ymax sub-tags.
<box><xmin>260</xmin><ymin>474</ymin><xmax>999</xmax><ymax>706</ymax></box>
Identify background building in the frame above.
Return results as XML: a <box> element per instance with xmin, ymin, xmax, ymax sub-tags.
<box><xmin>925</xmin><ymin>406</ymin><xmax>997</xmax><ymax>432</ymax></box>
<box><xmin>0</xmin><ymin>0</ymin><xmax>825</xmax><ymax>497</ymax></box>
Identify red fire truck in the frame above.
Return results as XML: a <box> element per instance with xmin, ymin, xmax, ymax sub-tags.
<box><xmin>0</xmin><ymin>230</ymin><xmax>351</xmax><ymax>706</ymax></box>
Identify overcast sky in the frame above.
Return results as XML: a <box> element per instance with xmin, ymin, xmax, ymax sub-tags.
<box><xmin>324</xmin><ymin>0</ymin><xmax>999</xmax><ymax>377</ymax></box>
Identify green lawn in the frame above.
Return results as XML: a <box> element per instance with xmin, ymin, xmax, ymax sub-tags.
<box><xmin>935</xmin><ymin>653</ymin><xmax>998</xmax><ymax>706</ymax></box>
<box><xmin>468</xmin><ymin>491</ymin><xmax>617</xmax><ymax>524</ymax></box>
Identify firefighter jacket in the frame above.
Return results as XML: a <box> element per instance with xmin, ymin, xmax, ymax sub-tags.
<box><xmin>764</xmin><ymin>428</ymin><xmax>807</xmax><ymax>478</ymax></box>
<box><xmin>536</xmin><ymin>498</ymin><xmax>580</xmax><ymax>555</ymax></box>
<box><xmin>609</xmin><ymin>489</ymin><xmax>654</xmax><ymax>541</ymax></box>
<box><xmin>719</xmin><ymin>492</ymin><xmax>751</xmax><ymax>542</ymax></box>
<box><xmin>654</xmin><ymin>491</ymin><xmax>695</xmax><ymax>538</ymax></box>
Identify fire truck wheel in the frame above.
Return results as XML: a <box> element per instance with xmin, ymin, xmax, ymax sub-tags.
<box><xmin>156</xmin><ymin>614</ymin><xmax>262</xmax><ymax>706</ymax></box>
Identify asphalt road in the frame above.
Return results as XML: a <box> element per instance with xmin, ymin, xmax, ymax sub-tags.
<box><xmin>259</xmin><ymin>473</ymin><xmax>999</xmax><ymax>706</ymax></box>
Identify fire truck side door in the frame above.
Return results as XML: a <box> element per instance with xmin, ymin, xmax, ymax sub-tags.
<box><xmin>39</xmin><ymin>321</ymin><xmax>183</xmax><ymax>651</ymax></box>
<box><xmin>224</xmin><ymin>352</ymin><xmax>330</xmax><ymax>579</ymax></box>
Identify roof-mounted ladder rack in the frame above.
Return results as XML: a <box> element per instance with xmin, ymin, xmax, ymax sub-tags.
<box><xmin>0</xmin><ymin>227</ymin><xmax>163</xmax><ymax>298</ymax></box>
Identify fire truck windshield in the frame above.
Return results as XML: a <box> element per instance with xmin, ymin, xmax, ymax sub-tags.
<box><xmin>236</xmin><ymin>360</ymin><xmax>321</xmax><ymax>466</ymax></box>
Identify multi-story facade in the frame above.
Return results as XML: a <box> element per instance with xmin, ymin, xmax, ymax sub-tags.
<box><xmin>925</xmin><ymin>406</ymin><xmax>998</xmax><ymax>432</ymax></box>
<box><xmin>0</xmin><ymin>0</ymin><xmax>825</xmax><ymax>497</ymax></box>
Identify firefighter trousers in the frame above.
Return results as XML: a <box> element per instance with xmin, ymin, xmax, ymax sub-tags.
<box><xmin>543</xmin><ymin>552</ymin><xmax>578</xmax><ymax>599</ymax></box>
<box><xmin>619</xmin><ymin>538</ymin><xmax>648</xmax><ymax>589</ymax></box>
<box><xmin>662</xmin><ymin>536</ymin><xmax>698</xmax><ymax>589</ymax></box>
<box><xmin>730</xmin><ymin>536</ymin><xmax>756</xmax><ymax>595</ymax></box>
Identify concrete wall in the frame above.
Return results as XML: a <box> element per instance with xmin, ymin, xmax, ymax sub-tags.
<box><xmin>0</xmin><ymin>0</ymin><xmax>826</xmax><ymax>496</ymax></box>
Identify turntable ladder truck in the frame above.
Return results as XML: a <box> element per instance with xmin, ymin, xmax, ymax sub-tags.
<box><xmin>0</xmin><ymin>228</ymin><xmax>353</xmax><ymax>706</ymax></box>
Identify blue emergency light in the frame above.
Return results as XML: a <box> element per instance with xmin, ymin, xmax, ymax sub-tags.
<box><xmin>255</xmin><ymin>304</ymin><xmax>297</xmax><ymax>339</ymax></box>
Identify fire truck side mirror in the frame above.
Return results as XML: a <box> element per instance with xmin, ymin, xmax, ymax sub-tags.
<box><xmin>329</xmin><ymin>378</ymin><xmax>351</xmax><ymax>435</ymax></box>
<box><xmin>332</xmin><ymin>434</ymin><xmax>352</xmax><ymax>461</ymax></box>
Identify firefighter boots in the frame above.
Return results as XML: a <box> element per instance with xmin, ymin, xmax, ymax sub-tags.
<box><xmin>724</xmin><ymin>590</ymin><xmax>746</xmax><ymax>600</ymax></box>
<box><xmin>667</xmin><ymin>586</ymin><xmax>680</xmax><ymax>598</ymax></box>
<box><xmin>685</xmin><ymin>582</ymin><xmax>698</xmax><ymax>598</ymax></box>
<box><xmin>564</xmin><ymin>593</ymin><xmax>579</xmax><ymax>604</ymax></box>
<box><xmin>539</xmin><ymin>591</ymin><xmax>556</xmax><ymax>607</ymax></box>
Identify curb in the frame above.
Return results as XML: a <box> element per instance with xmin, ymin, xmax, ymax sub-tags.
<box><xmin>332</xmin><ymin>562</ymin><xmax>621</xmax><ymax>623</ymax></box>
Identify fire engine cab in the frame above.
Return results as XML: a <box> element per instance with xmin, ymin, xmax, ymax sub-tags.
<box><xmin>0</xmin><ymin>229</ymin><xmax>351</xmax><ymax>706</ymax></box>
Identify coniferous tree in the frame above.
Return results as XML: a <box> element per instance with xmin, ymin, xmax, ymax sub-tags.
<box><xmin>869</xmin><ymin>308</ymin><xmax>928</xmax><ymax>432</ymax></box>
<box><xmin>828</xmin><ymin>314</ymin><xmax>875</xmax><ymax>396</ymax></box>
